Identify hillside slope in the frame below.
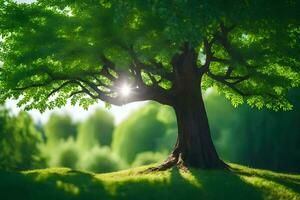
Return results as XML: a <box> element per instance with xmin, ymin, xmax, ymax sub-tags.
<box><xmin>0</xmin><ymin>164</ymin><xmax>299</xmax><ymax>200</ymax></box>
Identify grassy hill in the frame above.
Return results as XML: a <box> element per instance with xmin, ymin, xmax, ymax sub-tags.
<box><xmin>0</xmin><ymin>164</ymin><xmax>299</xmax><ymax>200</ymax></box>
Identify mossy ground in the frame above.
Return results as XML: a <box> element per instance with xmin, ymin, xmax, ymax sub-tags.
<box><xmin>0</xmin><ymin>163</ymin><xmax>299</xmax><ymax>200</ymax></box>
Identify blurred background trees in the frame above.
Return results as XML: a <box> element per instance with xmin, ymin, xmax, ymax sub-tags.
<box><xmin>39</xmin><ymin>108</ymin><xmax>122</xmax><ymax>173</ymax></box>
<box><xmin>44</xmin><ymin>113</ymin><xmax>77</xmax><ymax>145</ymax></box>
<box><xmin>1</xmin><ymin>90</ymin><xmax>299</xmax><ymax>173</ymax></box>
<box><xmin>112</xmin><ymin>103</ymin><xmax>169</xmax><ymax>164</ymax></box>
<box><xmin>0</xmin><ymin>108</ymin><xmax>45</xmax><ymax>170</ymax></box>
<box><xmin>206</xmin><ymin>89</ymin><xmax>300</xmax><ymax>173</ymax></box>
<box><xmin>77</xmin><ymin>109</ymin><xmax>114</xmax><ymax>148</ymax></box>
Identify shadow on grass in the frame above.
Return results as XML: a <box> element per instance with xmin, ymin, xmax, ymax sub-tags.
<box><xmin>0</xmin><ymin>170</ymin><xmax>109</xmax><ymax>200</ymax></box>
<box><xmin>1</xmin><ymin>167</ymin><xmax>299</xmax><ymax>200</ymax></box>
<box><xmin>233</xmin><ymin>167</ymin><xmax>300</xmax><ymax>194</ymax></box>
<box><xmin>114</xmin><ymin>168</ymin><xmax>263</xmax><ymax>200</ymax></box>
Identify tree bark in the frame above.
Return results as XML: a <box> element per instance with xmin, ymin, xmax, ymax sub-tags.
<box><xmin>147</xmin><ymin>45</ymin><xmax>227</xmax><ymax>171</ymax></box>
<box><xmin>171</xmin><ymin>87</ymin><xmax>226</xmax><ymax>169</ymax></box>
<box><xmin>149</xmin><ymin>78</ymin><xmax>227</xmax><ymax>171</ymax></box>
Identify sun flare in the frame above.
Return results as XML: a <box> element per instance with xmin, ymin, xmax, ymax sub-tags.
<box><xmin>120</xmin><ymin>84</ymin><xmax>131</xmax><ymax>97</ymax></box>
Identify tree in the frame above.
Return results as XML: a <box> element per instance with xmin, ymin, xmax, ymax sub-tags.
<box><xmin>112</xmin><ymin>103</ymin><xmax>167</xmax><ymax>164</ymax></box>
<box><xmin>0</xmin><ymin>0</ymin><xmax>299</xmax><ymax>170</ymax></box>
<box><xmin>44</xmin><ymin>113</ymin><xmax>77</xmax><ymax>145</ymax></box>
<box><xmin>77</xmin><ymin>108</ymin><xmax>114</xmax><ymax>148</ymax></box>
<box><xmin>79</xmin><ymin>146</ymin><xmax>123</xmax><ymax>173</ymax></box>
<box><xmin>205</xmin><ymin>89</ymin><xmax>300</xmax><ymax>173</ymax></box>
<box><xmin>0</xmin><ymin>108</ymin><xmax>45</xmax><ymax>170</ymax></box>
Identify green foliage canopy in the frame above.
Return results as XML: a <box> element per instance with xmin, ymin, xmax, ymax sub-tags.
<box><xmin>0</xmin><ymin>0</ymin><xmax>299</xmax><ymax>111</ymax></box>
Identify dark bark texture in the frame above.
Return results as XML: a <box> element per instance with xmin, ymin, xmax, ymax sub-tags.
<box><xmin>149</xmin><ymin>44</ymin><xmax>227</xmax><ymax>171</ymax></box>
<box><xmin>172</xmin><ymin>89</ymin><xmax>226</xmax><ymax>169</ymax></box>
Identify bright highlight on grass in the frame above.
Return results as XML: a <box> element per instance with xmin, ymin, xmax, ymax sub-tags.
<box><xmin>120</xmin><ymin>84</ymin><xmax>131</xmax><ymax>97</ymax></box>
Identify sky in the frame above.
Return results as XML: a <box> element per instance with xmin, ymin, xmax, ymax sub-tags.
<box><xmin>4</xmin><ymin>0</ymin><xmax>146</xmax><ymax>125</ymax></box>
<box><xmin>6</xmin><ymin>100</ymin><xmax>146</xmax><ymax>124</ymax></box>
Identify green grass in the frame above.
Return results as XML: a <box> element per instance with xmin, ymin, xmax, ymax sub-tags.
<box><xmin>0</xmin><ymin>163</ymin><xmax>299</xmax><ymax>200</ymax></box>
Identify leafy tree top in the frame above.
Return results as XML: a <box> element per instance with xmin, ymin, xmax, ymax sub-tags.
<box><xmin>0</xmin><ymin>0</ymin><xmax>299</xmax><ymax>111</ymax></box>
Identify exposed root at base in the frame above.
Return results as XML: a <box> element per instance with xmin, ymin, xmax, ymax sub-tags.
<box><xmin>145</xmin><ymin>155</ymin><xmax>179</xmax><ymax>172</ymax></box>
<box><xmin>143</xmin><ymin>154</ymin><xmax>230</xmax><ymax>173</ymax></box>
<box><xmin>143</xmin><ymin>153</ymin><xmax>190</xmax><ymax>173</ymax></box>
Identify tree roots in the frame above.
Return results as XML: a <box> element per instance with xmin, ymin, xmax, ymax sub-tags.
<box><xmin>143</xmin><ymin>153</ymin><xmax>230</xmax><ymax>173</ymax></box>
<box><xmin>144</xmin><ymin>153</ymin><xmax>187</xmax><ymax>172</ymax></box>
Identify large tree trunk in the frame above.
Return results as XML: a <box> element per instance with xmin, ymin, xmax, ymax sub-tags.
<box><xmin>150</xmin><ymin>78</ymin><xmax>227</xmax><ymax>170</ymax></box>
<box><xmin>150</xmin><ymin>45</ymin><xmax>227</xmax><ymax>170</ymax></box>
<box><xmin>172</xmin><ymin>87</ymin><xmax>226</xmax><ymax>169</ymax></box>
<box><xmin>153</xmin><ymin>84</ymin><xmax>227</xmax><ymax>170</ymax></box>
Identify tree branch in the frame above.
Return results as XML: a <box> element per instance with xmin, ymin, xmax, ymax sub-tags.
<box><xmin>69</xmin><ymin>90</ymin><xmax>85</xmax><ymax>98</ymax></box>
<box><xmin>207</xmin><ymin>71</ymin><xmax>246</xmax><ymax>96</ymax></box>
<box><xmin>215</xmin><ymin>23</ymin><xmax>246</xmax><ymax>66</ymax></box>
<box><xmin>47</xmin><ymin>80</ymin><xmax>77</xmax><ymax>98</ymax></box>
<box><xmin>225</xmin><ymin>66</ymin><xmax>234</xmax><ymax>77</ymax></box>
<box><xmin>13</xmin><ymin>81</ymin><xmax>52</xmax><ymax>91</ymax></box>
<box><xmin>148</xmin><ymin>59</ymin><xmax>174</xmax><ymax>81</ymax></box>
<box><xmin>211</xmin><ymin>56</ymin><xmax>231</xmax><ymax>65</ymax></box>
<box><xmin>198</xmin><ymin>35</ymin><xmax>218</xmax><ymax>75</ymax></box>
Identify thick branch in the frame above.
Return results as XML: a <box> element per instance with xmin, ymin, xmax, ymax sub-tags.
<box><xmin>171</xmin><ymin>42</ymin><xmax>198</xmax><ymax>76</ymax></box>
<box><xmin>126</xmin><ymin>46</ymin><xmax>174</xmax><ymax>82</ymax></box>
<box><xmin>207</xmin><ymin>71</ymin><xmax>246</xmax><ymax>96</ymax></box>
<box><xmin>78</xmin><ymin>76</ymin><xmax>173</xmax><ymax>106</ymax></box>
<box><xmin>127</xmin><ymin>46</ymin><xmax>144</xmax><ymax>85</ymax></box>
<box><xmin>211</xmin><ymin>57</ymin><xmax>231</xmax><ymax>65</ymax></box>
<box><xmin>14</xmin><ymin>47</ymin><xmax>175</xmax><ymax>106</ymax></box>
<box><xmin>198</xmin><ymin>35</ymin><xmax>219</xmax><ymax>75</ymax></box>
<box><xmin>48</xmin><ymin>79</ymin><xmax>99</xmax><ymax>99</ymax></box>
<box><xmin>100</xmin><ymin>68</ymin><xmax>117</xmax><ymax>82</ymax></box>
<box><xmin>148</xmin><ymin>59</ymin><xmax>174</xmax><ymax>81</ymax></box>
<box><xmin>69</xmin><ymin>90</ymin><xmax>85</xmax><ymax>98</ymax></box>
<box><xmin>207</xmin><ymin>71</ymin><xmax>277</xmax><ymax>100</ymax></box>
<box><xmin>215</xmin><ymin>24</ymin><xmax>247</xmax><ymax>66</ymax></box>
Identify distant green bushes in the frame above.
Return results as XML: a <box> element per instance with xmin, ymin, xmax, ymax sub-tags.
<box><xmin>40</xmin><ymin>109</ymin><xmax>123</xmax><ymax>173</ymax></box>
<box><xmin>44</xmin><ymin>113</ymin><xmax>77</xmax><ymax>144</ymax></box>
<box><xmin>1</xmin><ymin>90</ymin><xmax>300</xmax><ymax>173</ymax></box>
<box><xmin>0</xmin><ymin>109</ymin><xmax>45</xmax><ymax>170</ymax></box>
<box><xmin>205</xmin><ymin>89</ymin><xmax>300</xmax><ymax>173</ymax></box>
<box><xmin>1</xmin><ymin>102</ymin><xmax>175</xmax><ymax>172</ymax></box>
<box><xmin>79</xmin><ymin>146</ymin><xmax>123</xmax><ymax>173</ymax></box>
<box><xmin>40</xmin><ymin>103</ymin><xmax>177</xmax><ymax>172</ymax></box>
<box><xmin>77</xmin><ymin>109</ymin><xmax>114</xmax><ymax>148</ymax></box>
<box><xmin>112</xmin><ymin>103</ymin><xmax>168</xmax><ymax>164</ymax></box>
